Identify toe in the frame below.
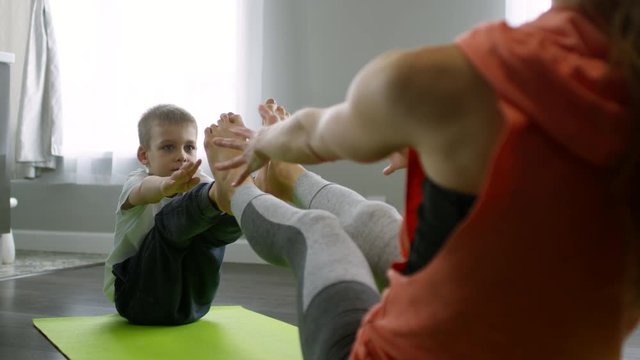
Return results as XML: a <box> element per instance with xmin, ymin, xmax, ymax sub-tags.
<box><xmin>205</xmin><ymin>124</ymin><xmax>219</xmax><ymax>135</ymax></box>
<box><xmin>229</xmin><ymin>113</ymin><xmax>245</xmax><ymax>126</ymax></box>
<box><xmin>219</xmin><ymin>113</ymin><xmax>229</xmax><ymax>125</ymax></box>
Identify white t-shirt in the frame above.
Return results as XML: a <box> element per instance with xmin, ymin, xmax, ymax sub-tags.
<box><xmin>102</xmin><ymin>168</ymin><xmax>212</xmax><ymax>302</ymax></box>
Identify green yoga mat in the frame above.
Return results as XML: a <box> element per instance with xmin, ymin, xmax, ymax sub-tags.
<box><xmin>33</xmin><ymin>306</ymin><xmax>302</xmax><ymax>360</ymax></box>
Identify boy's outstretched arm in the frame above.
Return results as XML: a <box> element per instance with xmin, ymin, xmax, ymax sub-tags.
<box><xmin>122</xmin><ymin>160</ymin><xmax>202</xmax><ymax>210</ymax></box>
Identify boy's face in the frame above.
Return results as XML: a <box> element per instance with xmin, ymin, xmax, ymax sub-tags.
<box><xmin>137</xmin><ymin>122</ymin><xmax>198</xmax><ymax>177</ymax></box>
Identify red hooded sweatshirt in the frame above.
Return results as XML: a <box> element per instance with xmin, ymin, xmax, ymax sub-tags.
<box><xmin>351</xmin><ymin>7</ymin><xmax>634</xmax><ymax>360</ymax></box>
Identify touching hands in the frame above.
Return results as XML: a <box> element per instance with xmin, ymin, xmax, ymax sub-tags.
<box><xmin>212</xmin><ymin>99</ymin><xmax>287</xmax><ymax>186</ymax></box>
<box><xmin>212</xmin><ymin>125</ymin><xmax>269</xmax><ymax>186</ymax></box>
<box><xmin>160</xmin><ymin>159</ymin><xmax>202</xmax><ymax>197</ymax></box>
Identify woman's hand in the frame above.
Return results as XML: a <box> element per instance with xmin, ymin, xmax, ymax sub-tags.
<box><xmin>382</xmin><ymin>148</ymin><xmax>409</xmax><ymax>175</ymax></box>
<box><xmin>212</xmin><ymin>125</ymin><xmax>270</xmax><ymax>186</ymax></box>
<box><xmin>214</xmin><ymin>99</ymin><xmax>295</xmax><ymax>186</ymax></box>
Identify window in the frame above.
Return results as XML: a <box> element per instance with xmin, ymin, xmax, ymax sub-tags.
<box><xmin>50</xmin><ymin>0</ymin><xmax>256</xmax><ymax>158</ymax></box>
<box><xmin>505</xmin><ymin>0</ymin><xmax>552</xmax><ymax>27</ymax></box>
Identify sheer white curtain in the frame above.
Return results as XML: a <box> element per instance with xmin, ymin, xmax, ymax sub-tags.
<box><xmin>44</xmin><ymin>0</ymin><xmax>263</xmax><ymax>184</ymax></box>
<box><xmin>505</xmin><ymin>0</ymin><xmax>552</xmax><ymax>26</ymax></box>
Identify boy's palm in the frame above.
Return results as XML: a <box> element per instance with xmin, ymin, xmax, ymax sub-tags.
<box><xmin>161</xmin><ymin>160</ymin><xmax>202</xmax><ymax>197</ymax></box>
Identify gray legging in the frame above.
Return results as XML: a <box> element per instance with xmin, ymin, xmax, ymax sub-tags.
<box><xmin>231</xmin><ymin>171</ymin><xmax>401</xmax><ymax>360</ymax></box>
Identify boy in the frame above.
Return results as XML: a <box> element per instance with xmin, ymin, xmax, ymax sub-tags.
<box><xmin>103</xmin><ymin>104</ymin><xmax>242</xmax><ymax>325</ymax></box>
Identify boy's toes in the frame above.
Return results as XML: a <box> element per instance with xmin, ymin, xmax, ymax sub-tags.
<box><xmin>228</xmin><ymin>113</ymin><xmax>245</xmax><ymax>126</ymax></box>
<box><xmin>217</xmin><ymin>112</ymin><xmax>245</xmax><ymax>128</ymax></box>
<box><xmin>205</xmin><ymin>124</ymin><xmax>219</xmax><ymax>136</ymax></box>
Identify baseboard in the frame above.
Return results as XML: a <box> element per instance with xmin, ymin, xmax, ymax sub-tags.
<box><xmin>12</xmin><ymin>230</ymin><xmax>265</xmax><ymax>264</ymax></box>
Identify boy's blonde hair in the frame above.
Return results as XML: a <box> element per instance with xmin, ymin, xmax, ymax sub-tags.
<box><xmin>138</xmin><ymin>104</ymin><xmax>197</xmax><ymax>148</ymax></box>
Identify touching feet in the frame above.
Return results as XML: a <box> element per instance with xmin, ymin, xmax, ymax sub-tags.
<box><xmin>208</xmin><ymin>99</ymin><xmax>306</xmax><ymax>206</ymax></box>
<box><xmin>253</xmin><ymin>99</ymin><xmax>306</xmax><ymax>203</ymax></box>
<box><xmin>204</xmin><ymin>113</ymin><xmax>253</xmax><ymax>214</ymax></box>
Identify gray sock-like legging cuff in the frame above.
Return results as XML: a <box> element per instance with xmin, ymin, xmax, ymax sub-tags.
<box><xmin>292</xmin><ymin>170</ymin><xmax>332</xmax><ymax>209</ymax></box>
<box><xmin>230</xmin><ymin>183</ymin><xmax>267</xmax><ymax>221</ymax></box>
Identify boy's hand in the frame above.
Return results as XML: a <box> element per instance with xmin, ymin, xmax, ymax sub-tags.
<box><xmin>160</xmin><ymin>159</ymin><xmax>202</xmax><ymax>197</ymax></box>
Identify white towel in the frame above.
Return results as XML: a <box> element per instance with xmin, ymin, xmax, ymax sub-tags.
<box><xmin>16</xmin><ymin>0</ymin><xmax>62</xmax><ymax>174</ymax></box>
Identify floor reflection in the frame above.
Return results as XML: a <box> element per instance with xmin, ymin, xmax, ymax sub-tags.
<box><xmin>0</xmin><ymin>250</ymin><xmax>105</xmax><ymax>280</ymax></box>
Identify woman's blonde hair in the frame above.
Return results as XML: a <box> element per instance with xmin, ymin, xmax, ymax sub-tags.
<box><xmin>582</xmin><ymin>0</ymin><xmax>639</xmax><ymax>209</ymax></box>
<box><xmin>580</xmin><ymin>0</ymin><xmax>640</xmax><ymax>301</ymax></box>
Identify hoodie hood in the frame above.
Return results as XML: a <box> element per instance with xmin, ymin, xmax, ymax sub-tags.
<box><xmin>457</xmin><ymin>7</ymin><xmax>631</xmax><ymax>168</ymax></box>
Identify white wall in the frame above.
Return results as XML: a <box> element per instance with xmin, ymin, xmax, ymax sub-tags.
<box><xmin>259</xmin><ymin>0</ymin><xmax>504</xmax><ymax>211</ymax></box>
<box><xmin>262</xmin><ymin>0</ymin><xmax>504</xmax><ymax>109</ymax></box>
<box><xmin>2</xmin><ymin>0</ymin><xmax>505</xmax><ymax>258</ymax></box>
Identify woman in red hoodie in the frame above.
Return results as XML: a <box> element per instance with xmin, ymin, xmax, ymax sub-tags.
<box><xmin>209</xmin><ymin>0</ymin><xmax>639</xmax><ymax>358</ymax></box>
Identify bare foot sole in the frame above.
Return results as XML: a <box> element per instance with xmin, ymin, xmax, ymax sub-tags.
<box><xmin>204</xmin><ymin>113</ymin><xmax>252</xmax><ymax>214</ymax></box>
<box><xmin>254</xmin><ymin>100</ymin><xmax>305</xmax><ymax>202</ymax></box>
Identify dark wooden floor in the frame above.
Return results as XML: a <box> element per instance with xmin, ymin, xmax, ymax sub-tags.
<box><xmin>3</xmin><ymin>262</ymin><xmax>640</xmax><ymax>360</ymax></box>
<box><xmin>0</xmin><ymin>262</ymin><xmax>297</xmax><ymax>359</ymax></box>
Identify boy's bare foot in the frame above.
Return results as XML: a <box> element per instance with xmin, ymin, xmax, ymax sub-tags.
<box><xmin>254</xmin><ymin>99</ymin><xmax>305</xmax><ymax>203</ymax></box>
<box><xmin>204</xmin><ymin>112</ymin><xmax>252</xmax><ymax>214</ymax></box>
